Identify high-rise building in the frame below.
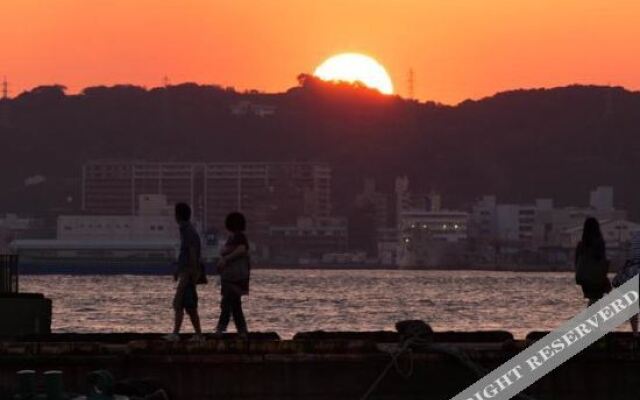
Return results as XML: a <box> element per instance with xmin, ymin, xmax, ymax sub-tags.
<box><xmin>589</xmin><ymin>186</ymin><xmax>614</xmax><ymax>211</ymax></box>
<box><xmin>348</xmin><ymin>179</ymin><xmax>392</xmax><ymax>256</ymax></box>
<box><xmin>81</xmin><ymin>161</ymin><xmax>332</xmax><ymax>235</ymax></box>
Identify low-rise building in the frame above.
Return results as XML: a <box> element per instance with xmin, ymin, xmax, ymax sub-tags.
<box><xmin>397</xmin><ymin>197</ymin><xmax>469</xmax><ymax>267</ymax></box>
<box><xmin>559</xmin><ymin>219</ymin><xmax>640</xmax><ymax>266</ymax></box>
<box><xmin>267</xmin><ymin>217</ymin><xmax>348</xmax><ymax>264</ymax></box>
<box><xmin>469</xmin><ymin>186</ymin><xmax>633</xmax><ymax>266</ymax></box>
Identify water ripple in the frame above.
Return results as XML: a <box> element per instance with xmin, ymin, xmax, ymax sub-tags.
<box><xmin>20</xmin><ymin>270</ymin><xmax>601</xmax><ymax>338</ymax></box>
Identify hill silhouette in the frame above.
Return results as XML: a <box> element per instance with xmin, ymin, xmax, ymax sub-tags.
<box><xmin>1</xmin><ymin>76</ymin><xmax>639</xmax><ymax>219</ymax></box>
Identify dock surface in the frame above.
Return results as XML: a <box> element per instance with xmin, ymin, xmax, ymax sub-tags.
<box><xmin>1</xmin><ymin>331</ymin><xmax>639</xmax><ymax>399</ymax></box>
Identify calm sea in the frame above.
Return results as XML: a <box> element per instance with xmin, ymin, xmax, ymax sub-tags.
<box><xmin>20</xmin><ymin>270</ymin><xmax>609</xmax><ymax>339</ymax></box>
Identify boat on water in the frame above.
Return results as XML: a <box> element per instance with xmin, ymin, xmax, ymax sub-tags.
<box><xmin>12</xmin><ymin>239</ymin><xmax>176</xmax><ymax>274</ymax></box>
<box><xmin>10</xmin><ymin>237</ymin><xmax>220</xmax><ymax>274</ymax></box>
<box><xmin>9</xmin><ymin>194</ymin><xmax>219</xmax><ymax>274</ymax></box>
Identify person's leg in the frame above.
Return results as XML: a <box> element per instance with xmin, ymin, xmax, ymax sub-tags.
<box><xmin>587</xmin><ymin>291</ymin><xmax>603</xmax><ymax>307</ymax></box>
<box><xmin>216</xmin><ymin>296</ymin><xmax>232</xmax><ymax>332</ymax></box>
<box><xmin>183</xmin><ymin>284</ymin><xmax>201</xmax><ymax>334</ymax></box>
<box><xmin>172</xmin><ymin>287</ymin><xmax>185</xmax><ymax>334</ymax></box>
<box><xmin>173</xmin><ymin>308</ymin><xmax>184</xmax><ymax>334</ymax></box>
<box><xmin>231</xmin><ymin>295</ymin><xmax>248</xmax><ymax>334</ymax></box>
<box><xmin>186</xmin><ymin>308</ymin><xmax>202</xmax><ymax>334</ymax></box>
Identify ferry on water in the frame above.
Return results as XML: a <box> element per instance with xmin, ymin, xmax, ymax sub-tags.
<box><xmin>9</xmin><ymin>195</ymin><xmax>219</xmax><ymax>274</ymax></box>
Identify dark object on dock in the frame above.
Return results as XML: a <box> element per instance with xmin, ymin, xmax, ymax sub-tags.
<box><xmin>0</xmin><ymin>254</ymin><xmax>19</xmax><ymax>293</ymax></box>
<box><xmin>0</xmin><ymin>254</ymin><xmax>52</xmax><ymax>337</ymax></box>
<box><xmin>115</xmin><ymin>377</ymin><xmax>169</xmax><ymax>399</ymax></box>
<box><xmin>293</xmin><ymin>329</ymin><xmax>514</xmax><ymax>344</ymax></box>
<box><xmin>15</xmin><ymin>369</ymin><xmax>36</xmax><ymax>399</ymax></box>
<box><xmin>526</xmin><ymin>331</ymin><xmax>552</xmax><ymax>342</ymax></box>
<box><xmin>293</xmin><ymin>330</ymin><xmax>398</xmax><ymax>342</ymax></box>
<box><xmin>0</xmin><ymin>292</ymin><xmax>52</xmax><ymax>337</ymax></box>
<box><xmin>10</xmin><ymin>332</ymin><xmax>280</xmax><ymax>343</ymax></box>
<box><xmin>86</xmin><ymin>370</ymin><xmax>169</xmax><ymax>400</ymax></box>
<box><xmin>43</xmin><ymin>370</ymin><xmax>64</xmax><ymax>400</ymax></box>
<box><xmin>10</xmin><ymin>369</ymin><xmax>169</xmax><ymax>400</ymax></box>
<box><xmin>434</xmin><ymin>330</ymin><xmax>514</xmax><ymax>343</ymax></box>
<box><xmin>527</xmin><ymin>330</ymin><xmax>640</xmax><ymax>351</ymax></box>
<box><xmin>14</xmin><ymin>369</ymin><xmax>69</xmax><ymax>400</ymax></box>
<box><xmin>87</xmin><ymin>369</ymin><xmax>116</xmax><ymax>397</ymax></box>
<box><xmin>395</xmin><ymin>319</ymin><xmax>433</xmax><ymax>342</ymax></box>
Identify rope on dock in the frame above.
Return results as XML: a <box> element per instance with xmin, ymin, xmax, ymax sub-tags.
<box><xmin>359</xmin><ymin>339</ymin><xmax>413</xmax><ymax>400</ymax></box>
<box><xmin>360</xmin><ymin>334</ymin><xmax>539</xmax><ymax>400</ymax></box>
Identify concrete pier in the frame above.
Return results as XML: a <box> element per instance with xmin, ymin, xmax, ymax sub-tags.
<box><xmin>0</xmin><ymin>331</ymin><xmax>638</xmax><ymax>399</ymax></box>
<box><xmin>0</xmin><ymin>293</ymin><xmax>52</xmax><ymax>336</ymax></box>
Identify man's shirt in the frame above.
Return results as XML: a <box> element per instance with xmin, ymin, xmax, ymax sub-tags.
<box><xmin>178</xmin><ymin>221</ymin><xmax>201</xmax><ymax>273</ymax></box>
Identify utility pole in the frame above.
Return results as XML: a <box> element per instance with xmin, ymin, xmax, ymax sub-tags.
<box><xmin>407</xmin><ymin>68</ymin><xmax>415</xmax><ymax>100</ymax></box>
<box><xmin>1</xmin><ymin>77</ymin><xmax>9</xmax><ymax>127</ymax></box>
<box><xmin>2</xmin><ymin>77</ymin><xmax>8</xmax><ymax>100</ymax></box>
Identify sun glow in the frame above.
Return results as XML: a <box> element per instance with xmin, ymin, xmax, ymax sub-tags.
<box><xmin>314</xmin><ymin>53</ymin><xmax>394</xmax><ymax>95</ymax></box>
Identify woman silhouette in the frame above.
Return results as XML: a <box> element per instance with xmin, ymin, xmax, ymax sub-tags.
<box><xmin>575</xmin><ymin>217</ymin><xmax>611</xmax><ymax>306</ymax></box>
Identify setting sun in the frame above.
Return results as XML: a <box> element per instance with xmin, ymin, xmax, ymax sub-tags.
<box><xmin>314</xmin><ymin>53</ymin><xmax>394</xmax><ymax>95</ymax></box>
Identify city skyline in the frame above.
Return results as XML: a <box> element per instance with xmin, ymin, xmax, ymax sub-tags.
<box><xmin>6</xmin><ymin>156</ymin><xmax>637</xmax><ymax>269</ymax></box>
<box><xmin>2</xmin><ymin>0</ymin><xmax>640</xmax><ymax>103</ymax></box>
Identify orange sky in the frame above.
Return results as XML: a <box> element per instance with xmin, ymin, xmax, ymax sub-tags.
<box><xmin>1</xmin><ymin>0</ymin><xmax>639</xmax><ymax>104</ymax></box>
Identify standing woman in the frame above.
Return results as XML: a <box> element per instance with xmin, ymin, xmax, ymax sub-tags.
<box><xmin>215</xmin><ymin>212</ymin><xmax>250</xmax><ymax>338</ymax></box>
<box><xmin>575</xmin><ymin>217</ymin><xmax>611</xmax><ymax>306</ymax></box>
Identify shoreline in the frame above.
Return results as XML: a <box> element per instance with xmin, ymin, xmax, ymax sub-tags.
<box><xmin>252</xmin><ymin>264</ymin><xmax>574</xmax><ymax>272</ymax></box>
<box><xmin>16</xmin><ymin>263</ymin><xmax>574</xmax><ymax>274</ymax></box>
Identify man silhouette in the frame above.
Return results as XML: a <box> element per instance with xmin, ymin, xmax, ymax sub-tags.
<box><xmin>164</xmin><ymin>202</ymin><xmax>203</xmax><ymax>341</ymax></box>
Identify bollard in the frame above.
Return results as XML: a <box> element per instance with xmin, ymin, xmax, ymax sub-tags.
<box><xmin>87</xmin><ymin>370</ymin><xmax>115</xmax><ymax>399</ymax></box>
<box><xmin>44</xmin><ymin>370</ymin><xmax>64</xmax><ymax>400</ymax></box>
<box><xmin>16</xmin><ymin>370</ymin><xmax>36</xmax><ymax>399</ymax></box>
<box><xmin>395</xmin><ymin>319</ymin><xmax>434</xmax><ymax>343</ymax></box>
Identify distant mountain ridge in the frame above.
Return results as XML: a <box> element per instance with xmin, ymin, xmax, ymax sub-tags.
<box><xmin>1</xmin><ymin>76</ymin><xmax>639</xmax><ymax>218</ymax></box>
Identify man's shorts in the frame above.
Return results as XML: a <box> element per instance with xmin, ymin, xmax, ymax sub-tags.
<box><xmin>174</xmin><ymin>282</ymin><xmax>199</xmax><ymax>310</ymax></box>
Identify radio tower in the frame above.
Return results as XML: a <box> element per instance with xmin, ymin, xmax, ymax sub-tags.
<box><xmin>407</xmin><ymin>68</ymin><xmax>415</xmax><ymax>100</ymax></box>
<box><xmin>2</xmin><ymin>77</ymin><xmax>8</xmax><ymax>99</ymax></box>
<box><xmin>1</xmin><ymin>76</ymin><xmax>8</xmax><ymax>127</ymax></box>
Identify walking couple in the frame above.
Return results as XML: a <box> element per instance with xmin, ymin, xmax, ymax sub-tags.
<box><xmin>164</xmin><ymin>203</ymin><xmax>250</xmax><ymax>341</ymax></box>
